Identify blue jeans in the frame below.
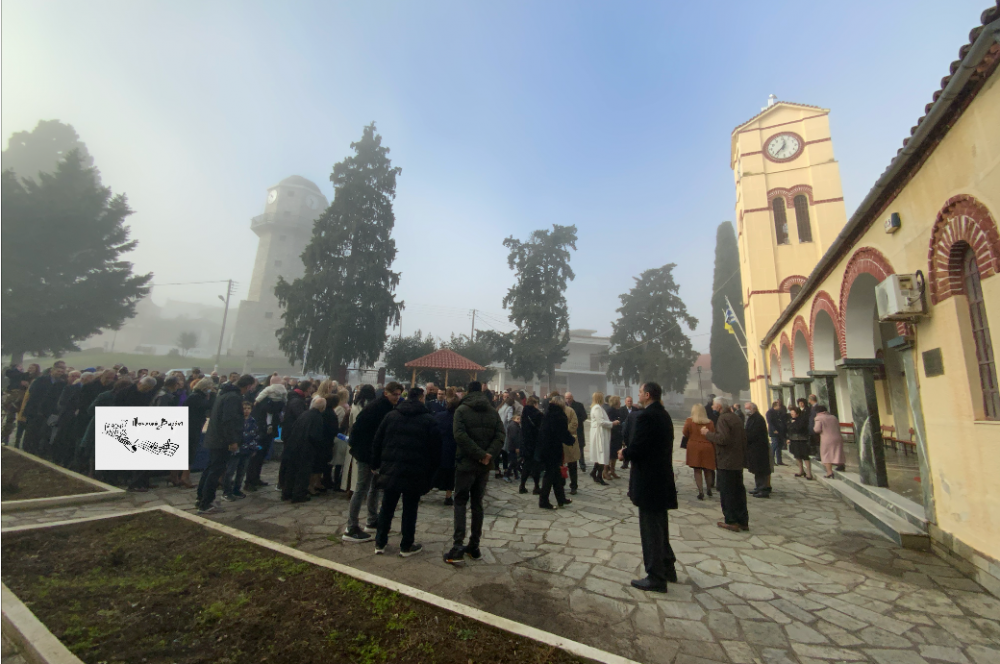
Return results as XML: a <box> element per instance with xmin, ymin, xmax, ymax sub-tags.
<box><xmin>224</xmin><ymin>452</ymin><xmax>251</xmax><ymax>495</ymax></box>
<box><xmin>770</xmin><ymin>435</ymin><xmax>784</xmax><ymax>465</ymax></box>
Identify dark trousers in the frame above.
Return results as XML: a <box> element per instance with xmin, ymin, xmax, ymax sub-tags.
<box><xmin>770</xmin><ymin>435</ymin><xmax>784</xmax><ymax>464</ymax></box>
<box><xmin>716</xmin><ymin>468</ymin><xmax>749</xmax><ymax>527</ymax></box>
<box><xmin>245</xmin><ymin>433</ymin><xmax>274</xmax><ymax>485</ymax></box>
<box><xmin>280</xmin><ymin>443</ymin><xmax>313</xmax><ymax>501</ymax></box>
<box><xmin>376</xmin><ymin>487</ymin><xmax>419</xmax><ymax>550</ymax></box>
<box><xmin>519</xmin><ymin>457</ymin><xmax>540</xmax><ymax>490</ymax></box>
<box><xmin>638</xmin><ymin>508</ymin><xmax>676</xmax><ymax>585</ymax></box>
<box><xmin>577</xmin><ymin>435</ymin><xmax>586</xmax><ymax>470</ymax></box>
<box><xmin>538</xmin><ymin>461</ymin><xmax>567</xmax><ymax>506</ymax></box>
<box><xmin>224</xmin><ymin>453</ymin><xmax>251</xmax><ymax>495</ymax></box>
<box><xmin>197</xmin><ymin>448</ymin><xmax>229</xmax><ymax>510</ymax></box>
<box><xmin>754</xmin><ymin>472</ymin><xmax>771</xmax><ymax>493</ymax></box>
<box><xmin>567</xmin><ymin>460</ymin><xmax>578</xmax><ymax>491</ymax></box>
<box><xmin>453</xmin><ymin>469</ymin><xmax>489</xmax><ymax>548</ymax></box>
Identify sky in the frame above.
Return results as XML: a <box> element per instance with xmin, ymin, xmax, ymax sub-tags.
<box><xmin>1</xmin><ymin>0</ymin><xmax>987</xmax><ymax>352</ymax></box>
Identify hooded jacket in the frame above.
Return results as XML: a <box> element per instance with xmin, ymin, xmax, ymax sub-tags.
<box><xmin>371</xmin><ymin>398</ymin><xmax>442</xmax><ymax>493</ymax></box>
<box><xmin>453</xmin><ymin>391</ymin><xmax>505</xmax><ymax>473</ymax></box>
<box><xmin>349</xmin><ymin>395</ymin><xmax>396</xmax><ymax>465</ymax></box>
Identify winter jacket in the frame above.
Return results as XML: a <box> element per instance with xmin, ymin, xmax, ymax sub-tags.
<box><xmin>744</xmin><ymin>411</ymin><xmax>771</xmax><ymax>475</ymax></box>
<box><xmin>185</xmin><ymin>389</ymin><xmax>213</xmax><ymax>449</ymax></box>
<box><xmin>282</xmin><ymin>390</ymin><xmax>308</xmax><ymax>434</ymax></box>
<box><xmin>349</xmin><ymin>396</ymin><xmax>396</xmax><ymax>465</ymax></box>
<box><xmin>621</xmin><ymin>401</ymin><xmax>677</xmax><ymax>511</ymax></box>
<box><xmin>569</xmin><ymin>400</ymin><xmax>588</xmax><ymax>444</ymax></box>
<box><xmin>371</xmin><ymin>398</ymin><xmax>442</xmax><ymax>494</ymax></box>
<box><xmin>704</xmin><ymin>411</ymin><xmax>747</xmax><ymax>471</ymax></box>
<box><xmin>519</xmin><ymin>404</ymin><xmax>542</xmax><ymax>460</ymax></box>
<box><xmin>204</xmin><ymin>383</ymin><xmax>244</xmax><ymax>449</ymax></box>
<box><xmin>453</xmin><ymin>391</ymin><xmax>505</xmax><ymax>473</ymax></box>
<box><xmin>621</xmin><ymin>406</ymin><xmax>643</xmax><ymax>447</ymax></box>
<box><xmin>25</xmin><ymin>375</ymin><xmax>67</xmax><ymax>420</ymax></box>
<box><xmin>435</xmin><ymin>410</ymin><xmax>457</xmax><ymax>470</ymax></box>
<box><xmin>562</xmin><ymin>406</ymin><xmax>581</xmax><ymax>463</ymax></box>
<box><xmin>765</xmin><ymin>407</ymin><xmax>787</xmax><ymax>439</ymax></box>
<box><xmin>504</xmin><ymin>420</ymin><xmax>521</xmax><ymax>454</ymax></box>
<box><xmin>535</xmin><ymin>402</ymin><xmax>574</xmax><ymax>466</ymax></box>
<box><xmin>240</xmin><ymin>417</ymin><xmax>259</xmax><ymax>454</ymax></box>
<box><xmin>152</xmin><ymin>389</ymin><xmax>179</xmax><ymax>408</ymax></box>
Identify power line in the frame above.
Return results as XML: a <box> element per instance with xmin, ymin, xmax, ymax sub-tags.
<box><xmin>149</xmin><ymin>279</ymin><xmax>236</xmax><ymax>288</ymax></box>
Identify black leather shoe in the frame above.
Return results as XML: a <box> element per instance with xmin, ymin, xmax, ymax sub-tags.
<box><xmin>666</xmin><ymin>567</ymin><xmax>678</xmax><ymax>583</ymax></box>
<box><xmin>631</xmin><ymin>578</ymin><xmax>667</xmax><ymax>593</ymax></box>
<box><xmin>538</xmin><ymin>502</ymin><xmax>555</xmax><ymax>510</ymax></box>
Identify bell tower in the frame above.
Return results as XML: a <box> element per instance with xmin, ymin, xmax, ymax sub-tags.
<box><xmin>231</xmin><ymin>175</ymin><xmax>328</xmax><ymax>358</ymax></box>
<box><xmin>731</xmin><ymin>99</ymin><xmax>849</xmax><ymax>404</ymax></box>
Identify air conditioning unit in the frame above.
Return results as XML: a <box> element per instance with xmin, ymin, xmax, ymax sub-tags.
<box><xmin>876</xmin><ymin>274</ymin><xmax>925</xmax><ymax>321</ymax></box>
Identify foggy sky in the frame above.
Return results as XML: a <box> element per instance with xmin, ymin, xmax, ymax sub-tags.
<box><xmin>1</xmin><ymin>0</ymin><xmax>984</xmax><ymax>352</ymax></box>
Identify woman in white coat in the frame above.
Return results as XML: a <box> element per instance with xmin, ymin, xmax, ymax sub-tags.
<box><xmin>588</xmin><ymin>392</ymin><xmax>618</xmax><ymax>486</ymax></box>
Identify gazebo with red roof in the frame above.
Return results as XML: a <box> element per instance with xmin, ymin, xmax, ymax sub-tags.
<box><xmin>404</xmin><ymin>348</ymin><xmax>486</xmax><ymax>388</ymax></box>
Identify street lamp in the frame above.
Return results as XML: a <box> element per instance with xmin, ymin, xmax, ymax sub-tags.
<box><xmin>697</xmin><ymin>366</ymin><xmax>703</xmax><ymax>402</ymax></box>
<box><xmin>214</xmin><ymin>280</ymin><xmax>234</xmax><ymax>374</ymax></box>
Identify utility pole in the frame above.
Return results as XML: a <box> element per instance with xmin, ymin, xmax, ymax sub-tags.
<box><xmin>470</xmin><ymin>309</ymin><xmax>476</xmax><ymax>339</ymax></box>
<box><xmin>214</xmin><ymin>279</ymin><xmax>234</xmax><ymax>374</ymax></box>
<box><xmin>302</xmin><ymin>328</ymin><xmax>313</xmax><ymax>376</ymax></box>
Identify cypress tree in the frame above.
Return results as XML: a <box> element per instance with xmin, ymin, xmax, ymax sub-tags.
<box><xmin>709</xmin><ymin>221</ymin><xmax>749</xmax><ymax>398</ymax></box>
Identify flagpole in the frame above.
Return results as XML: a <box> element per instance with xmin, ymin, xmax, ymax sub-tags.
<box><xmin>722</xmin><ymin>305</ymin><xmax>749</xmax><ymax>362</ymax></box>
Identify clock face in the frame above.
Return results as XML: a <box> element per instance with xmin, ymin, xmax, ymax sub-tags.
<box><xmin>306</xmin><ymin>195</ymin><xmax>318</xmax><ymax>210</ymax></box>
<box><xmin>766</xmin><ymin>133</ymin><xmax>802</xmax><ymax>161</ymax></box>
<box><xmin>267</xmin><ymin>190</ymin><xmax>278</xmax><ymax>204</ymax></box>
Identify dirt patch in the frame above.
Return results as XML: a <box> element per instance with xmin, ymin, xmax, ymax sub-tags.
<box><xmin>1</xmin><ymin>511</ymin><xmax>591</xmax><ymax>664</ymax></box>
<box><xmin>1</xmin><ymin>448</ymin><xmax>102</xmax><ymax>501</ymax></box>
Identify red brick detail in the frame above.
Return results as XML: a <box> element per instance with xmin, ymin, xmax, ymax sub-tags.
<box><xmin>809</xmin><ymin>290</ymin><xmax>842</xmax><ymax>358</ymax></box>
<box><xmin>838</xmin><ymin>247</ymin><xmax>896</xmax><ymax>357</ymax></box>
<box><xmin>768</xmin><ymin>185</ymin><xmax>813</xmax><ymax>207</ymax></box>
<box><xmin>804</xmin><ymin>137</ymin><xmax>831</xmax><ymax>147</ymax></box>
<box><xmin>812</xmin><ymin>197</ymin><xmax>844</xmax><ymax>205</ymax></box>
<box><xmin>744</xmin><ymin>289</ymin><xmax>783</xmax><ymax>308</ymax></box>
<box><xmin>791</xmin><ymin>315</ymin><xmax>811</xmax><ymax>371</ymax></box>
<box><xmin>779</xmin><ymin>275</ymin><xmax>808</xmax><ymax>293</ymax></box>
<box><xmin>780</xmin><ymin>332</ymin><xmax>794</xmax><ymax>376</ymax></box>
<box><xmin>928</xmin><ymin>194</ymin><xmax>1000</xmax><ymax>304</ymax></box>
<box><xmin>770</xmin><ymin>345</ymin><xmax>781</xmax><ymax>382</ymax></box>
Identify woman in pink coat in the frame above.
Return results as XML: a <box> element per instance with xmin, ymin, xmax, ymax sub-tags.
<box><xmin>812</xmin><ymin>405</ymin><xmax>845</xmax><ymax>478</ymax></box>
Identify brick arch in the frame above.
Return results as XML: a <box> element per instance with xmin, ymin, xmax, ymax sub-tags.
<box><xmin>792</xmin><ymin>316</ymin><xmax>811</xmax><ymax>371</ymax></box>
<box><xmin>838</xmin><ymin>247</ymin><xmax>895</xmax><ymax>358</ymax></box>
<box><xmin>780</xmin><ymin>332</ymin><xmax>794</xmax><ymax>376</ymax></box>
<box><xmin>779</xmin><ymin>275</ymin><xmax>808</xmax><ymax>293</ymax></box>
<box><xmin>810</xmin><ymin>290</ymin><xmax>842</xmax><ymax>359</ymax></box>
<box><xmin>928</xmin><ymin>194</ymin><xmax>1000</xmax><ymax>304</ymax></box>
<box><xmin>769</xmin><ymin>345</ymin><xmax>781</xmax><ymax>382</ymax></box>
<box><xmin>768</xmin><ymin>185</ymin><xmax>814</xmax><ymax>208</ymax></box>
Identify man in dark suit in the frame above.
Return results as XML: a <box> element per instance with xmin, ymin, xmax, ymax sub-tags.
<box><xmin>620</xmin><ymin>398</ymin><xmax>643</xmax><ymax>470</ymax></box>
<box><xmin>619</xmin><ymin>382</ymin><xmax>677</xmax><ymax>593</ymax></box>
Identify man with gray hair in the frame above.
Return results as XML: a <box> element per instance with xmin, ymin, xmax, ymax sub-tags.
<box><xmin>702</xmin><ymin>396</ymin><xmax>749</xmax><ymax>532</ymax></box>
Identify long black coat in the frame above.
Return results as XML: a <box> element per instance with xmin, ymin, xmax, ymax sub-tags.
<box><xmin>744</xmin><ymin>411</ymin><xmax>771</xmax><ymax>475</ymax></box>
<box><xmin>25</xmin><ymin>375</ymin><xmax>67</xmax><ymax>420</ymax></box>
<box><xmin>371</xmin><ymin>399</ymin><xmax>441</xmax><ymax>494</ymax></box>
<box><xmin>349</xmin><ymin>396</ymin><xmax>396</xmax><ymax>465</ymax></box>
<box><xmin>569</xmin><ymin>400</ymin><xmax>588</xmax><ymax>444</ymax></box>
<box><xmin>535</xmin><ymin>402</ymin><xmax>574</xmax><ymax>466</ymax></box>
<box><xmin>283</xmin><ymin>408</ymin><xmax>324</xmax><ymax>470</ymax></box>
<box><xmin>622</xmin><ymin>401</ymin><xmax>677</xmax><ymax>511</ymax></box>
<box><xmin>520</xmin><ymin>404</ymin><xmax>542</xmax><ymax>460</ymax></box>
<box><xmin>185</xmin><ymin>390</ymin><xmax>213</xmax><ymax>448</ymax></box>
<box><xmin>765</xmin><ymin>407</ymin><xmax>786</xmax><ymax>440</ymax></box>
<box><xmin>282</xmin><ymin>391</ymin><xmax>308</xmax><ymax>433</ymax></box>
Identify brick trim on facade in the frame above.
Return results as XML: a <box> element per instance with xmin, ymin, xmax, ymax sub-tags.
<box><xmin>768</xmin><ymin>185</ymin><xmax>813</xmax><ymax>207</ymax></box>
<box><xmin>780</xmin><ymin>332</ymin><xmax>794</xmax><ymax>376</ymax></box>
<box><xmin>779</xmin><ymin>275</ymin><xmax>808</xmax><ymax>293</ymax></box>
<box><xmin>838</xmin><ymin>247</ymin><xmax>895</xmax><ymax>357</ymax></box>
<box><xmin>928</xmin><ymin>194</ymin><xmax>1000</xmax><ymax>304</ymax></box>
<box><xmin>792</xmin><ymin>315</ymin><xmax>812</xmax><ymax>372</ymax></box>
<box><xmin>809</xmin><ymin>290</ymin><xmax>842</xmax><ymax>362</ymax></box>
<box><xmin>769</xmin><ymin>345</ymin><xmax>781</xmax><ymax>382</ymax></box>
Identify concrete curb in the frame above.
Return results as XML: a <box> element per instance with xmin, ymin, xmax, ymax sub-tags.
<box><xmin>1</xmin><ymin>447</ymin><xmax>127</xmax><ymax>513</ymax></box>
<box><xmin>1</xmin><ymin>584</ymin><xmax>84</xmax><ymax>664</ymax></box>
<box><xmin>2</xmin><ymin>505</ymin><xmax>640</xmax><ymax>664</ymax></box>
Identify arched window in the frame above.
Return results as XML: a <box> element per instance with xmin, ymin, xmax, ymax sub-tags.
<box><xmin>789</xmin><ymin>284</ymin><xmax>802</xmax><ymax>299</ymax></box>
<box><xmin>773</xmin><ymin>198</ymin><xmax>789</xmax><ymax>245</ymax></box>
<box><xmin>794</xmin><ymin>194</ymin><xmax>812</xmax><ymax>243</ymax></box>
<box><xmin>964</xmin><ymin>246</ymin><xmax>999</xmax><ymax>419</ymax></box>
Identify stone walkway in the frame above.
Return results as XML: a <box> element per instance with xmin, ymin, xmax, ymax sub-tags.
<box><xmin>4</xmin><ymin>442</ymin><xmax>1000</xmax><ymax>664</ymax></box>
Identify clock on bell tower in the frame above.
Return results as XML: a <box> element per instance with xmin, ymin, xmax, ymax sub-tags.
<box><xmin>731</xmin><ymin>99</ymin><xmax>849</xmax><ymax>404</ymax></box>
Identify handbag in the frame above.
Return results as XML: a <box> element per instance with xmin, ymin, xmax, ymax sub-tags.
<box><xmin>680</xmin><ymin>434</ymin><xmax>689</xmax><ymax>449</ymax></box>
<box><xmin>559</xmin><ymin>465</ymin><xmax>569</xmax><ymax>479</ymax></box>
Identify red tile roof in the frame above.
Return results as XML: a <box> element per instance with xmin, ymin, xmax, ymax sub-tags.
<box><xmin>404</xmin><ymin>348</ymin><xmax>486</xmax><ymax>372</ymax></box>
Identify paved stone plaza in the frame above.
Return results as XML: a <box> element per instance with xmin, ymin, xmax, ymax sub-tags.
<box><xmin>4</xmin><ymin>439</ymin><xmax>1000</xmax><ymax>664</ymax></box>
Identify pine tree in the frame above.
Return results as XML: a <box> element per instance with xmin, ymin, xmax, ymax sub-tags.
<box><xmin>383</xmin><ymin>331</ymin><xmax>438</xmax><ymax>386</ymax></box>
<box><xmin>607</xmin><ymin>264</ymin><xmax>699</xmax><ymax>394</ymax></box>
<box><xmin>1</xmin><ymin>151</ymin><xmax>152</xmax><ymax>364</ymax></box>
<box><xmin>501</xmin><ymin>224</ymin><xmax>577</xmax><ymax>391</ymax></box>
<box><xmin>709</xmin><ymin>221</ymin><xmax>749</xmax><ymax>398</ymax></box>
<box><xmin>274</xmin><ymin>123</ymin><xmax>403</xmax><ymax>373</ymax></box>
<box><xmin>2</xmin><ymin>120</ymin><xmax>94</xmax><ymax>182</ymax></box>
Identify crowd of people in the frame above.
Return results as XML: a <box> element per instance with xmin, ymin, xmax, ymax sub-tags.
<box><xmin>3</xmin><ymin>358</ymin><xmax>845</xmax><ymax>595</ymax></box>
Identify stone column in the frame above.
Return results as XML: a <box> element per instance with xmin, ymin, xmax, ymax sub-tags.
<box><xmin>769</xmin><ymin>384</ymin><xmax>783</xmax><ymax>405</ymax></box>
<box><xmin>780</xmin><ymin>382</ymin><xmax>794</xmax><ymax>405</ymax></box>
<box><xmin>808</xmin><ymin>370</ymin><xmax>840</xmax><ymax>418</ymax></box>
<box><xmin>791</xmin><ymin>377</ymin><xmax>813</xmax><ymax>405</ymax></box>
<box><xmin>836</xmin><ymin>358</ymin><xmax>888</xmax><ymax>487</ymax></box>
<box><xmin>887</xmin><ymin>337</ymin><xmax>935</xmax><ymax>523</ymax></box>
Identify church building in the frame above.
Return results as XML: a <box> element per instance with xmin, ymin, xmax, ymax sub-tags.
<box><xmin>733</xmin><ymin>9</ymin><xmax>999</xmax><ymax>595</ymax></box>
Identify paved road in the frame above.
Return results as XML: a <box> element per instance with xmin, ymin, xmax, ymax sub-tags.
<box><xmin>4</xmin><ymin>444</ymin><xmax>1000</xmax><ymax>664</ymax></box>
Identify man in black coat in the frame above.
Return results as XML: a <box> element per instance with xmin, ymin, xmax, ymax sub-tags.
<box><xmin>536</xmin><ymin>400</ymin><xmax>574</xmax><ymax>510</ymax></box>
<box><xmin>281</xmin><ymin>397</ymin><xmax>327</xmax><ymax>504</ymax></box>
<box><xmin>22</xmin><ymin>361</ymin><xmax>68</xmax><ymax>456</ymax></box>
<box><xmin>276</xmin><ymin>380</ymin><xmax>312</xmax><ymax>492</ymax></box>
<box><xmin>765</xmin><ymin>400</ymin><xmax>787</xmax><ymax>466</ymax></box>
<box><xmin>565</xmin><ymin>392</ymin><xmax>588</xmax><ymax>472</ymax></box>
<box><xmin>371</xmin><ymin>388</ymin><xmax>441</xmax><ymax>557</ymax></box>
<box><xmin>517</xmin><ymin>397</ymin><xmax>543</xmax><ymax>495</ymax></box>
<box><xmin>342</xmin><ymin>382</ymin><xmax>403</xmax><ymax>542</ymax></box>
<box><xmin>619</xmin><ymin>382</ymin><xmax>677</xmax><ymax>593</ymax></box>
<box><xmin>620</xmin><ymin>401</ymin><xmax>643</xmax><ymax>470</ymax></box>
<box><xmin>197</xmin><ymin>375</ymin><xmax>254</xmax><ymax>512</ymax></box>
<box><xmin>744</xmin><ymin>402</ymin><xmax>771</xmax><ymax>498</ymax></box>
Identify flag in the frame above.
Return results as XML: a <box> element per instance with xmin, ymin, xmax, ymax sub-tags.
<box><xmin>724</xmin><ymin>305</ymin><xmax>739</xmax><ymax>336</ymax></box>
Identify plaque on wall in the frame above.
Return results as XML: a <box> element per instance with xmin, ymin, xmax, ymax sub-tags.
<box><xmin>922</xmin><ymin>348</ymin><xmax>944</xmax><ymax>377</ymax></box>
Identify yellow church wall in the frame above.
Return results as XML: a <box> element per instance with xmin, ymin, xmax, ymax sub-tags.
<box><xmin>764</xmin><ymin>68</ymin><xmax>1000</xmax><ymax>565</ymax></box>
